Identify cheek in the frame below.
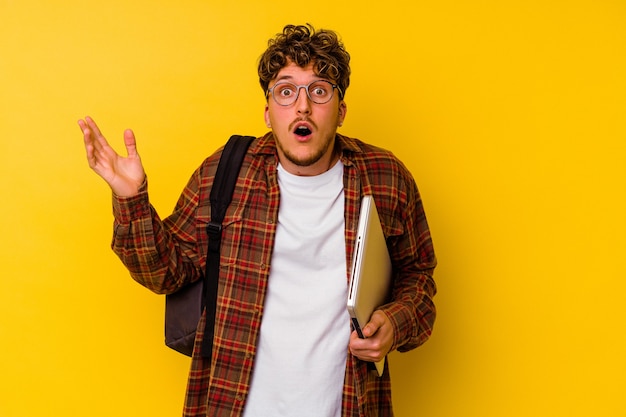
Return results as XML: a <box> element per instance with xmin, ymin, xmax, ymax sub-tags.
<box><xmin>267</xmin><ymin>108</ymin><xmax>292</xmax><ymax>129</ymax></box>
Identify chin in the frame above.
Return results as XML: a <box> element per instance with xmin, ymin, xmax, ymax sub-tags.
<box><xmin>286</xmin><ymin>151</ymin><xmax>324</xmax><ymax>168</ymax></box>
<box><xmin>276</xmin><ymin>131</ymin><xmax>335</xmax><ymax>168</ymax></box>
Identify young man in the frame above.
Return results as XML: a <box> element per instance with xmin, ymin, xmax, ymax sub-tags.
<box><xmin>79</xmin><ymin>24</ymin><xmax>436</xmax><ymax>417</ymax></box>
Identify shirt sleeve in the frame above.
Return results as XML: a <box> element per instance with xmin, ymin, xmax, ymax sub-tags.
<box><xmin>111</xmin><ymin>171</ymin><xmax>205</xmax><ymax>295</ymax></box>
<box><xmin>379</xmin><ymin>165</ymin><xmax>437</xmax><ymax>353</ymax></box>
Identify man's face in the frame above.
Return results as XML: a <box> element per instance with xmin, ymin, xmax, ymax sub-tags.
<box><xmin>264</xmin><ymin>61</ymin><xmax>347</xmax><ymax>176</ymax></box>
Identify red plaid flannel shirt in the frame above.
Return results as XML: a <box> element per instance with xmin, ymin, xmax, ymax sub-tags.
<box><xmin>112</xmin><ymin>132</ymin><xmax>437</xmax><ymax>416</ymax></box>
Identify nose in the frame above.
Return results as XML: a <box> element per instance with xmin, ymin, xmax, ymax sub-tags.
<box><xmin>295</xmin><ymin>86</ymin><xmax>311</xmax><ymax>114</ymax></box>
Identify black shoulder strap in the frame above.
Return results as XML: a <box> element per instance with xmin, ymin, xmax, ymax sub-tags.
<box><xmin>201</xmin><ymin>134</ymin><xmax>254</xmax><ymax>358</ymax></box>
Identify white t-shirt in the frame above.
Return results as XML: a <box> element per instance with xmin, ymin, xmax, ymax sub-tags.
<box><xmin>242</xmin><ymin>160</ymin><xmax>350</xmax><ymax>417</ymax></box>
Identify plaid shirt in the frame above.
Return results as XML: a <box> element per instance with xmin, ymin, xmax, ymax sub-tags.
<box><xmin>112</xmin><ymin>132</ymin><xmax>437</xmax><ymax>417</ymax></box>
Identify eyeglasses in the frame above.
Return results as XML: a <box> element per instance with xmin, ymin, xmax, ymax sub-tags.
<box><xmin>266</xmin><ymin>80</ymin><xmax>343</xmax><ymax>106</ymax></box>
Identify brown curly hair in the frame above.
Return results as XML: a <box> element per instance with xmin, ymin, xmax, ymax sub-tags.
<box><xmin>258</xmin><ymin>24</ymin><xmax>351</xmax><ymax>99</ymax></box>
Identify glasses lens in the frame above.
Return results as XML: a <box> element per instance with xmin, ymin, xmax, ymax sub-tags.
<box><xmin>308</xmin><ymin>81</ymin><xmax>334</xmax><ymax>104</ymax></box>
<box><xmin>272</xmin><ymin>83</ymin><xmax>298</xmax><ymax>105</ymax></box>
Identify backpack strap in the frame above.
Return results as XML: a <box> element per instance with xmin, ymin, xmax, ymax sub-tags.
<box><xmin>201</xmin><ymin>134</ymin><xmax>254</xmax><ymax>359</ymax></box>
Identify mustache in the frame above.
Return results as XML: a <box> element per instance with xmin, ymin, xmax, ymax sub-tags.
<box><xmin>288</xmin><ymin>118</ymin><xmax>317</xmax><ymax>131</ymax></box>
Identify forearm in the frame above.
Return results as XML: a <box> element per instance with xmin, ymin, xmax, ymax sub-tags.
<box><xmin>382</xmin><ymin>269</ymin><xmax>436</xmax><ymax>352</ymax></box>
<box><xmin>111</xmin><ymin>180</ymin><xmax>202</xmax><ymax>294</ymax></box>
<box><xmin>382</xmin><ymin>178</ymin><xmax>437</xmax><ymax>352</ymax></box>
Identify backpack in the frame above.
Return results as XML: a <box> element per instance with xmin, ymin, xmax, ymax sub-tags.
<box><xmin>164</xmin><ymin>134</ymin><xmax>255</xmax><ymax>357</ymax></box>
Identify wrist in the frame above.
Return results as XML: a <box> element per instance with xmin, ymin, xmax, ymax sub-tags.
<box><xmin>111</xmin><ymin>176</ymin><xmax>146</xmax><ymax>198</ymax></box>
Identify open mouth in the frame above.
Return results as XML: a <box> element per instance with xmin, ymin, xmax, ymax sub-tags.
<box><xmin>294</xmin><ymin>126</ymin><xmax>312</xmax><ymax>137</ymax></box>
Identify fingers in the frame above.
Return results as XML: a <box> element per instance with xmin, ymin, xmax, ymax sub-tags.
<box><xmin>349</xmin><ymin>311</ymin><xmax>394</xmax><ymax>363</ymax></box>
<box><xmin>78</xmin><ymin>116</ymin><xmax>102</xmax><ymax>148</ymax></box>
<box><xmin>78</xmin><ymin>117</ymin><xmax>98</xmax><ymax>167</ymax></box>
<box><xmin>84</xmin><ymin>116</ymin><xmax>104</xmax><ymax>138</ymax></box>
<box><xmin>79</xmin><ymin>117</ymin><xmax>138</xmax><ymax>158</ymax></box>
<box><xmin>78</xmin><ymin>117</ymin><xmax>93</xmax><ymax>143</ymax></box>
<box><xmin>349</xmin><ymin>330</ymin><xmax>387</xmax><ymax>363</ymax></box>
<box><xmin>78</xmin><ymin>116</ymin><xmax>121</xmax><ymax>177</ymax></box>
<box><xmin>79</xmin><ymin>116</ymin><xmax>108</xmax><ymax>168</ymax></box>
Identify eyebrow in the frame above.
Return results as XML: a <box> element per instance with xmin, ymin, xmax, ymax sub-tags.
<box><xmin>272</xmin><ymin>74</ymin><xmax>330</xmax><ymax>84</ymax></box>
<box><xmin>273</xmin><ymin>74</ymin><xmax>295</xmax><ymax>83</ymax></box>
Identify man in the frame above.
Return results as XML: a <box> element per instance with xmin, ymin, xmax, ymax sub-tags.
<box><xmin>79</xmin><ymin>24</ymin><xmax>436</xmax><ymax>417</ymax></box>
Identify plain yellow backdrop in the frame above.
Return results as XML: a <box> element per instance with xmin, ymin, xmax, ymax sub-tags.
<box><xmin>2</xmin><ymin>0</ymin><xmax>625</xmax><ymax>416</ymax></box>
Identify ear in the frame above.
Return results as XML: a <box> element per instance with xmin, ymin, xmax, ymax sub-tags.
<box><xmin>337</xmin><ymin>100</ymin><xmax>347</xmax><ymax>127</ymax></box>
<box><xmin>264</xmin><ymin>104</ymin><xmax>271</xmax><ymax>128</ymax></box>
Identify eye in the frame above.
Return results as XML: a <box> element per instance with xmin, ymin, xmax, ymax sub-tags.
<box><xmin>276</xmin><ymin>84</ymin><xmax>296</xmax><ymax>97</ymax></box>
<box><xmin>310</xmin><ymin>83</ymin><xmax>330</xmax><ymax>97</ymax></box>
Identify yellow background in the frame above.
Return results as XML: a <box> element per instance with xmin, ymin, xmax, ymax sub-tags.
<box><xmin>2</xmin><ymin>1</ymin><xmax>625</xmax><ymax>416</ymax></box>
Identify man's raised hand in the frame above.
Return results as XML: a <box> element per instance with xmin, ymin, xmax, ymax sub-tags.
<box><xmin>78</xmin><ymin>116</ymin><xmax>146</xmax><ymax>197</ymax></box>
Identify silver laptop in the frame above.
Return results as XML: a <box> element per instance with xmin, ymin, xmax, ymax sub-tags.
<box><xmin>347</xmin><ymin>195</ymin><xmax>392</xmax><ymax>376</ymax></box>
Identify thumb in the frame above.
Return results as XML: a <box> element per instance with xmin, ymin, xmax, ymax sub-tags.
<box><xmin>123</xmin><ymin>129</ymin><xmax>139</xmax><ymax>158</ymax></box>
<box><xmin>362</xmin><ymin>311</ymin><xmax>384</xmax><ymax>338</ymax></box>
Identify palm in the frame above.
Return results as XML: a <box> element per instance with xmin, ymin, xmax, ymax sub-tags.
<box><xmin>79</xmin><ymin>117</ymin><xmax>146</xmax><ymax>197</ymax></box>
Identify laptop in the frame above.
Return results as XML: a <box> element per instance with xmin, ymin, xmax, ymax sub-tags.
<box><xmin>347</xmin><ymin>195</ymin><xmax>392</xmax><ymax>376</ymax></box>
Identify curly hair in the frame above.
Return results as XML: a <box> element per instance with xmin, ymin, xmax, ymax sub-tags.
<box><xmin>258</xmin><ymin>24</ymin><xmax>351</xmax><ymax>99</ymax></box>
